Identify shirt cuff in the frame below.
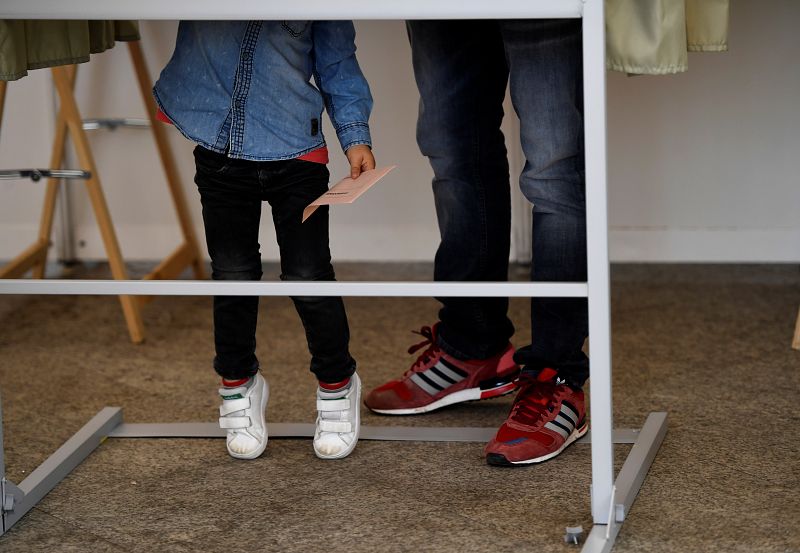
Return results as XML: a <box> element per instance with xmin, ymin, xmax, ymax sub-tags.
<box><xmin>336</xmin><ymin>122</ymin><xmax>372</xmax><ymax>152</ymax></box>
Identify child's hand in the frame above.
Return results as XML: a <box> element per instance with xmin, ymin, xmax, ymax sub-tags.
<box><xmin>346</xmin><ymin>144</ymin><xmax>375</xmax><ymax>179</ymax></box>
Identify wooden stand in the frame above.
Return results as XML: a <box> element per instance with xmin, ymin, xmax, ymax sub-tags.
<box><xmin>0</xmin><ymin>41</ymin><xmax>206</xmax><ymax>343</ymax></box>
<box><xmin>793</xmin><ymin>306</ymin><xmax>800</xmax><ymax>350</ymax></box>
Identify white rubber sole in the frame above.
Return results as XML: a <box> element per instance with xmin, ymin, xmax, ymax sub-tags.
<box><xmin>498</xmin><ymin>422</ymin><xmax>588</xmax><ymax>466</ymax></box>
<box><xmin>226</xmin><ymin>376</ymin><xmax>269</xmax><ymax>460</ymax></box>
<box><xmin>314</xmin><ymin>374</ymin><xmax>361</xmax><ymax>460</ymax></box>
<box><xmin>368</xmin><ymin>381</ymin><xmax>518</xmax><ymax>416</ymax></box>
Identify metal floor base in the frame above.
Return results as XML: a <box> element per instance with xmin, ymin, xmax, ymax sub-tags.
<box><xmin>109</xmin><ymin>421</ymin><xmax>643</xmax><ymax>443</ymax></box>
<box><xmin>1</xmin><ymin>407</ymin><xmax>667</xmax><ymax>552</ymax></box>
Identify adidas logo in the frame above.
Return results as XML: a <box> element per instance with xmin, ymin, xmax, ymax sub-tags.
<box><xmin>409</xmin><ymin>358</ymin><xmax>469</xmax><ymax>396</ymax></box>
<box><xmin>544</xmin><ymin>400</ymin><xmax>580</xmax><ymax>440</ymax></box>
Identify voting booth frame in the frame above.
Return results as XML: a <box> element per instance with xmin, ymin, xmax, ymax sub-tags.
<box><xmin>0</xmin><ymin>2</ymin><xmax>667</xmax><ymax>552</ymax></box>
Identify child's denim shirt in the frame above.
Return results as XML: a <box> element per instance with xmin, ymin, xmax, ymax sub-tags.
<box><xmin>153</xmin><ymin>20</ymin><xmax>372</xmax><ymax>161</ymax></box>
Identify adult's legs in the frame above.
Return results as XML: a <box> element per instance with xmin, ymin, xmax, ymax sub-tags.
<box><xmin>408</xmin><ymin>20</ymin><xmax>514</xmax><ymax>360</ymax></box>
<box><xmin>501</xmin><ymin>19</ymin><xmax>588</xmax><ymax>387</ymax></box>
<box><xmin>262</xmin><ymin>159</ymin><xmax>356</xmax><ymax>384</ymax></box>
<box><xmin>362</xmin><ymin>22</ymin><xmax>522</xmax><ymax>416</ymax></box>
<box><xmin>193</xmin><ymin>146</ymin><xmax>264</xmax><ymax>381</ymax></box>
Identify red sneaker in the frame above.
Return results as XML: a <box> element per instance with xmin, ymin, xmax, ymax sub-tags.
<box><xmin>484</xmin><ymin>368</ymin><xmax>587</xmax><ymax>466</ymax></box>
<box><xmin>364</xmin><ymin>324</ymin><xmax>520</xmax><ymax>415</ymax></box>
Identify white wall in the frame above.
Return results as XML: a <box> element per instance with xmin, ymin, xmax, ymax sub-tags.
<box><xmin>1</xmin><ymin>2</ymin><xmax>798</xmax><ymax>265</ymax></box>
<box><xmin>0</xmin><ymin>71</ymin><xmax>59</xmax><ymax>257</ymax></box>
<box><xmin>606</xmin><ymin>0</ymin><xmax>800</xmax><ymax>262</ymax></box>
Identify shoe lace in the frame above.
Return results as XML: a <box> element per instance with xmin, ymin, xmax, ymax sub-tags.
<box><xmin>403</xmin><ymin>325</ymin><xmax>441</xmax><ymax>376</ymax></box>
<box><xmin>508</xmin><ymin>374</ymin><xmax>559</xmax><ymax>427</ymax></box>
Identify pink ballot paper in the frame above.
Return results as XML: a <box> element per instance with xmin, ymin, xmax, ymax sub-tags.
<box><xmin>302</xmin><ymin>165</ymin><xmax>397</xmax><ymax>222</ymax></box>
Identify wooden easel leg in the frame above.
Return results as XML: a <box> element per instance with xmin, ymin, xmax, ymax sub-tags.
<box><xmin>31</xmin><ymin>66</ymin><xmax>79</xmax><ymax>280</ymax></box>
<box><xmin>793</xmin><ymin>306</ymin><xmax>800</xmax><ymax>351</ymax></box>
<box><xmin>0</xmin><ymin>80</ymin><xmax>7</xmax><ymax>129</ymax></box>
<box><xmin>51</xmin><ymin>66</ymin><xmax>145</xmax><ymax>344</ymax></box>
<box><xmin>127</xmin><ymin>40</ymin><xmax>207</xmax><ymax>283</ymax></box>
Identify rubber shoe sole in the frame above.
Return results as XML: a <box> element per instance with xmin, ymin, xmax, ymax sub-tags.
<box><xmin>369</xmin><ymin>376</ymin><xmax>518</xmax><ymax>416</ymax></box>
<box><xmin>486</xmin><ymin>421</ymin><xmax>589</xmax><ymax>467</ymax></box>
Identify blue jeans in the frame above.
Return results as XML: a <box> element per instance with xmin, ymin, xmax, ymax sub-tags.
<box><xmin>408</xmin><ymin>19</ymin><xmax>589</xmax><ymax>387</ymax></box>
<box><xmin>193</xmin><ymin>146</ymin><xmax>356</xmax><ymax>383</ymax></box>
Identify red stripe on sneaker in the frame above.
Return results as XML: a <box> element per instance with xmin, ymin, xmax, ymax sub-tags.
<box><xmin>319</xmin><ymin>377</ymin><xmax>351</xmax><ymax>390</ymax></box>
<box><xmin>480</xmin><ymin>381</ymin><xmax>518</xmax><ymax>399</ymax></box>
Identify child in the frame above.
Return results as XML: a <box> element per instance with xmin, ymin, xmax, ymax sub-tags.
<box><xmin>154</xmin><ymin>20</ymin><xmax>374</xmax><ymax>460</ymax></box>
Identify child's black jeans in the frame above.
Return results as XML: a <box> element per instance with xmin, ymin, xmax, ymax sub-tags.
<box><xmin>193</xmin><ymin>145</ymin><xmax>356</xmax><ymax>384</ymax></box>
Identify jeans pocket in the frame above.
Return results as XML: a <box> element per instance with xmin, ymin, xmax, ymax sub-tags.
<box><xmin>194</xmin><ymin>145</ymin><xmax>231</xmax><ymax>175</ymax></box>
<box><xmin>281</xmin><ymin>20</ymin><xmax>310</xmax><ymax>38</ymax></box>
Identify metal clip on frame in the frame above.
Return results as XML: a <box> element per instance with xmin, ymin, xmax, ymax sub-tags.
<box><xmin>81</xmin><ymin>118</ymin><xmax>150</xmax><ymax>131</ymax></box>
<box><xmin>0</xmin><ymin>169</ymin><xmax>91</xmax><ymax>182</ymax></box>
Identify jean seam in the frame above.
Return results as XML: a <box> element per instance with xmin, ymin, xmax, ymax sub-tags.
<box><xmin>229</xmin><ymin>22</ymin><xmax>263</xmax><ymax>154</ymax></box>
<box><xmin>281</xmin><ymin>21</ymin><xmax>309</xmax><ymax>38</ymax></box>
<box><xmin>470</xmin><ymin>68</ymin><xmax>489</xmax><ymax>333</ymax></box>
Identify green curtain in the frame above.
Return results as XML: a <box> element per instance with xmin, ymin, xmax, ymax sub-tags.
<box><xmin>0</xmin><ymin>20</ymin><xmax>139</xmax><ymax>81</ymax></box>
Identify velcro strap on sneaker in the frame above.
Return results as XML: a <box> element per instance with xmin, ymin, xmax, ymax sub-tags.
<box><xmin>316</xmin><ymin>399</ymin><xmax>350</xmax><ymax>412</ymax></box>
<box><xmin>219</xmin><ymin>416</ymin><xmax>251</xmax><ymax>429</ymax></box>
<box><xmin>219</xmin><ymin>397</ymin><xmax>251</xmax><ymax>417</ymax></box>
<box><xmin>318</xmin><ymin>420</ymin><xmax>352</xmax><ymax>433</ymax></box>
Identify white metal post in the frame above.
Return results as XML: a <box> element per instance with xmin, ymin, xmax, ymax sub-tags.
<box><xmin>582</xmin><ymin>0</ymin><xmax>615</xmax><ymax>525</ymax></box>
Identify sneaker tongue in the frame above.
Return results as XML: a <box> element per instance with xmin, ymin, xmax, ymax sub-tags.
<box><xmin>537</xmin><ymin>367</ymin><xmax>559</xmax><ymax>382</ymax></box>
<box><xmin>218</xmin><ymin>385</ymin><xmax>247</xmax><ymax>399</ymax></box>
<box><xmin>318</xmin><ymin>387</ymin><xmax>348</xmax><ymax>400</ymax></box>
<box><xmin>218</xmin><ymin>376</ymin><xmax>254</xmax><ymax>399</ymax></box>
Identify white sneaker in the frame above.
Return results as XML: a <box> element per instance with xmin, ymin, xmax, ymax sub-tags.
<box><xmin>313</xmin><ymin>373</ymin><xmax>361</xmax><ymax>460</ymax></box>
<box><xmin>218</xmin><ymin>373</ymin><xmax>269</xmax><ymax>460</ymax></box>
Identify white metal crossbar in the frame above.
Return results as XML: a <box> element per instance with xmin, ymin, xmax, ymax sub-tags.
<box><xmin>0</xmin><ymin>280</ymin><xmax>588</xmax><ymax>298</ymax></box>
<box><xmin>0</xmin><ymin>0</ymin><xmax>584</xmax><ymax>21</ymax></box>
<box><xmin>0</xmin><ymin>2</ymin><xmax>667</xmax><ymax>551</ymax></box>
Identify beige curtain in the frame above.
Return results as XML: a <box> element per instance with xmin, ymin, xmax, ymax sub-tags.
<box><xmin>606</xmin><ymin>0</ymin><xmax>729</xmax><ymax>75</ymax></box>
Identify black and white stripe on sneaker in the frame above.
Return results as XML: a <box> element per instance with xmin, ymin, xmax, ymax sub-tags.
<box><xmin>409</xmin><ymin>358</ymin><xmax>468</xmax><ymax>396</ymax></box>
<box><xmin>544</xmin><ymin>400</ymin><xmax>582</xmax><ymax>440</ymax></box>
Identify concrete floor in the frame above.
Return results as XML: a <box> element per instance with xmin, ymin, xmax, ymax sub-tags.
<box><xmin>0</xmin><ymin>263</ymin><xmax>798</xmax><ymax>552</ymax></box>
